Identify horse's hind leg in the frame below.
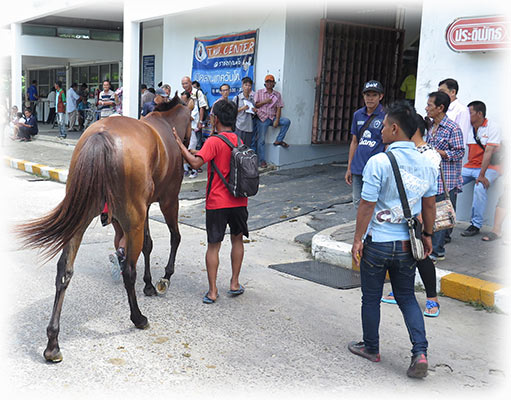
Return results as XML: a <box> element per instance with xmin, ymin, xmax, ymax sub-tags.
<box><xmin>120</xmin><ymin>212</ymin><xmax>149</xmax><ymax>329</ymax></box>
<box><xmin>142</xmin><ymin>209</ymin><xmax>157</xmax><ymax>297</ymax></box>
<box><xmin>155</xmin><ymin>199</ymin><xmax>181</xmax><ymax>294</ymax></box>
<box><xmin>44</xmin><ymin>228</ymin><xmax>88</xmax><ymax>363</ymax></box>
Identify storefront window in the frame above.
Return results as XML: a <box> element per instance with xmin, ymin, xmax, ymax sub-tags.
<box><xmin>111</xmin><ymin>64</ymin><xmax>119</xmax><ymax>83</ymax></box>
<box><xmin>100</xmin><ymin>65</ymin><xmax>110</xmax><ymax>83</ymax></box>
<box><xmin>89</xmin><ymin>66</ymin><xmax>99</xmax><ymax>85</ymax></box>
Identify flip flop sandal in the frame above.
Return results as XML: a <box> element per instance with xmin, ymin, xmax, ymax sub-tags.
<box><xmin>482</xmin><ymin>232</ymin><xmax>501</xmax><ymax>242</ymax></box>
<box><xmin>203</xmin><ymin>292</ymin><xmax>217</xmax><ymax>304</ymax></box>
<box><xmin>381</xmin><ymin>291</ymin><xmax>397</xmax><ymax>304</ymax></box>
<box><xmin>424</xmin><ymin>300</ymin><xmax>440</xmax><ymax>317</ymax></box>
<box><xmin>227</xmin><ymin>285</ymin><xmax>245</xmax><ymax>296</ymax></box>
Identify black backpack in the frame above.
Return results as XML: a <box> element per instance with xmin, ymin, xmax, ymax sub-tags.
<box><xmin>207</xmin><ymin>134</ymin><xmax>259</xmax><ymax>198</ymax></box>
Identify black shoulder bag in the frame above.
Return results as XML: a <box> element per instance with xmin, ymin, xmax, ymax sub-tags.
<box><xmin>386</xmin><ymin>151</ymin><xmax>425</xmax><ymax>261</ymax></box>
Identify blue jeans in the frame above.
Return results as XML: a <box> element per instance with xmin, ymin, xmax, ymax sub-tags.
<box><xmin>57</xmin><ymin>112</ymin><xmax>66</xmax><ymax>137</ymax></box>
<box><xmin>360</xmin><ymin>236</ymin><xmax>428</xmax><ymax>356</ymax></box>
<box><xmin>462</xmin><ymin>167</ymin><xmax>500</xmax><ymax>229</ymax></box>
<box><xmin>352</xmin><ymin>174</ymin><xmax>363</xmax><ymax>209</ymax></box>
<box><xmin>432</xmin><ymin>188</ymin><xmax>457</xmax><ymax>257</ymax></box>
<box><xmin>253</xmin><ymin>116</ymin><xmax>291</xmax><ymax>163</ymax></box>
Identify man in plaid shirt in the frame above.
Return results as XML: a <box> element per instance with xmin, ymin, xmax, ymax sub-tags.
<box><xmin>425</xmin><ymin>91</ymin><xmax>465</xmax><ymax>262</ymax></box>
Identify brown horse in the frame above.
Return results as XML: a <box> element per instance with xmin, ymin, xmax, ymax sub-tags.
<box><xmin>15</xmin><ymin>95</ymin><xmax>191</xmax><ymax>363</ymax></box>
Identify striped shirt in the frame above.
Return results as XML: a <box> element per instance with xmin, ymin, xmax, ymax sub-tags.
<box><xmin>425</xmin><ymin>115</ymin><xmax>465</xmax><ymax>194</ymax></box>
<box><xmin>254</xmin><ymin>88</ymin><xmax>284</xmax><ymax>122</ymax></box>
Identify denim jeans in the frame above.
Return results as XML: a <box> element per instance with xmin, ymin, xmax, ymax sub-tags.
<box><xmin>432</xmin><ymin>187</ymin><xmax>457</xmax><ymax>257</ymax></box>
<box><xmin>253</xmin><ymin>116</ymin><xmax>291</xmax><ymax>163</ymax></box>
<box><xmin>360</xmin><ymin>236</ymin><xmax>428</xmax><ymax>356</ymax></box>
<box><xmin>462</xmin><ymin>167</ymin><xmax>500</xmax><ymax>229</ymax></box>
<box><xmin>352</xmin><ymin>174</ymin><xmax>363</xmax><ymax>209</ymax></box>
<box><xmin>56</xmin><ymin>112</ymin><xmax>66</xmax><ymax>137</ymax></box>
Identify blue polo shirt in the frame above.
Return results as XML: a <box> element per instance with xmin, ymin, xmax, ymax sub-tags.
<box><xmin>361</xmin><ymin>141</ymin><xmax>438</xmax><ymax>242</ymax></box>
<box><xmin>350</xmin><ymin>104</ymin><xmax>386</xmax><ymax>175</ymax></box>
<box><xmin>27</xmin><ymin>85</ymin><xmax>38</xmax><ymax>101</ymax></box>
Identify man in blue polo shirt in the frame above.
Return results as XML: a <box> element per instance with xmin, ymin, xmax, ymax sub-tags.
<box><xmin>349</xmin><ymin>100</ymin><xmax>438</xmax><ymax>379</ymax></box>
<box><xmin>345</xmin><ymin>80</ymin><xmax>386</xmax><ymax>208</ymax></box>
<box><xmin>27</xmin><ymin>80</ymin><xmax>39</xmax><ymax>118</ymax></box>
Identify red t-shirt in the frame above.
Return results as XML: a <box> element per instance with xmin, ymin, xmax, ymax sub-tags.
<box><xmin>197</xmin><ymin>132</ymin><xmax>249</xmax><ymax>210</ymax></box>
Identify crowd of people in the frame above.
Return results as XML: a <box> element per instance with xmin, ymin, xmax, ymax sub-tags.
<box><xmin>2</xmin><ymin>68</ymin><xmax>505</xmax><ymax>380</ymax></box>
<box><xmin>344</xmin><ymin>77</ymin><xmax>504</xmax><ymax>378</ymax></box>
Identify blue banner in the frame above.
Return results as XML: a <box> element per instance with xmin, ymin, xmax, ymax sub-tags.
<box><xmin>192</xmin><ymin>30</ymin><xmax>257</xmax><ymax>107</ymax></box>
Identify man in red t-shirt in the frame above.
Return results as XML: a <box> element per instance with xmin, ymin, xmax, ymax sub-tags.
<box><xmin>173</xmin><ymin>99</ymin><xmax>248</xmax><ymax>304</ymax></box>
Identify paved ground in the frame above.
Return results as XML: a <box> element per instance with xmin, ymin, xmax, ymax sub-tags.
<box><xmin>1</xmin><ymin>167</ymin><xmax>509</xmax><ymax>398</ymax></box>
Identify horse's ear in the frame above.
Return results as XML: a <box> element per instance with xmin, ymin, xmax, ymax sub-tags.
<box><xmin>173</xmin><ymin>91</ymin><xmax>180</xmax><ymax>101</ymax></box>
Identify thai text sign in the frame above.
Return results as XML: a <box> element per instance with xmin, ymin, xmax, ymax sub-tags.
<box><xmin>192</xmin><ymin>30</ymin><xmax>257</xmax><ymax>106</ymax></box>
<box><xmin>446</xmin><ymin>15</ymin><xmax>510</xmax><ymax>52</ymax></box>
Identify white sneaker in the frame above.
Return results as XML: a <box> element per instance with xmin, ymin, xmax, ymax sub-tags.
<box><xmin>189</xmin><ymin>171</ymin><xmax>198</xmax><ymax>179</ymax></box>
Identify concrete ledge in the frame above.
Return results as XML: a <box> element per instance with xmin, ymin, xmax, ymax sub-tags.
<box><xmin>4</xmin><ymin>156</ymin><xmax>68</xmax><ymax>183</ymax></box>
<box><xmin>311</xmin><ymin>223</ymin><xmax>509</xmax><ymax>313</ymax></box>
<box><xmin>441</xmin><ymin>273</ymin><xmax>503</xmax><ymax>308</ymax></box>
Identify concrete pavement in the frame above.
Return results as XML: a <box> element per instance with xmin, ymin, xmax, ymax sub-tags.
<box><xmin>2</xmin><ymin>122</ymin><xmax>508</xmax><ymax>313</ymax></box>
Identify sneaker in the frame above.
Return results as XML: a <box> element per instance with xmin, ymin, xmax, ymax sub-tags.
<box><xmin>189</xmin><ymin>171</ymin><xmax>198</xmax><ymax>179</ymax></box>
<box><xmin>348</xmin><ymin>341</ymin><xmax>380</xmax><ymax>362</ymax></box>
<box><xmin>108</xmin><ymin>253</ymin><xmax>122</xmax><ymax>282</ymax></box>
<box><xmin>407</xmin><ymin>353</ymin><xmax>428</xmax><ymax>378</ymax></box>
<box><xmin>461</xmin><ymin>225</ymin><xmax>480</xmax><ymax>237</ymax></box>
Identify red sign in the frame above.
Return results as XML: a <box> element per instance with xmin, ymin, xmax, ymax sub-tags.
<box><xmin>446</xmin><ymin>15</ymin><xmax>510</xmax><ymax>52</ymax></box>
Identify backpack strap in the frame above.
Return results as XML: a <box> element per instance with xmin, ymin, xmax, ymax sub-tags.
<box><xmin>472</xmin><ymin>126</ymin><xmax>486</xmax><ymax>152</ymax></box>
<box><xmin>206</xmin><ymin>134</ymin><xmax>238</xmax><ymax>198</ymax></box>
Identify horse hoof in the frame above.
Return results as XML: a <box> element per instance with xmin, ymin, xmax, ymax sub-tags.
<box><xmin>144</xmin><ymin>285</ymin><xmax>157</xmax><ymax>297</ymax></box>
<box><xmin>134</xmin><ymin>315</ymin><xmax>149</xmax><ymax>330</ymax></box>
<box><xmin>44</xmin><ymin>347</ymin><xmax>63</xmax><ymax>363</ymax></box>
<box><xmin>155</xmin><ymin>278</ymin><xmax>169</xmax><ymax>295</ymax></box>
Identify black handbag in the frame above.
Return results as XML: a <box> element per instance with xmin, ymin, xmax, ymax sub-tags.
<box><xmin>386</xmin><ymin>151</ymin><xmax>425</xmax><ymax>261</ymax></box>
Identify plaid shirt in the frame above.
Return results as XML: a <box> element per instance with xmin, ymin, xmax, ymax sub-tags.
<box><xmin>254</xmin><ymin>88</ymin><xmax>284</xmax><ymax>122</ymax></box>
<box><xmin>425</xmin><ymin>115</ymin><xmax>465</xmax><ymax>194</ymax></box>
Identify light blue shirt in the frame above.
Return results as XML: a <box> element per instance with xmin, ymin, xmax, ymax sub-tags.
<box><xmin>361</xmin><ymin>141</ymin><xmax>438</xmax><ymax>242</ymax></box>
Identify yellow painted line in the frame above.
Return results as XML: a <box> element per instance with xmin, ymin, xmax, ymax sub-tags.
<box><xmin>441</xmin><ymin>273</ymin><xmax>503</xmax><ymax>307</ymax></box>
<box><xmin>31</xmin><ymin>164</ymin><xmax>46</xmax><ymax>175</ymax></box>
<box><xmin>49</xmin><ymin>170</ymin><xmax>60</xmax><ymax>181</ymax></box>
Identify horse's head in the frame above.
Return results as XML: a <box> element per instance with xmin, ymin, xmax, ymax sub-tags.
<box><xmin>152</xmin><ymin>93</ymin><xmax>191</xmax><ymax>147</ymax></box>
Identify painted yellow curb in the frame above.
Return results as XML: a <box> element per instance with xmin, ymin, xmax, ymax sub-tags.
<box><xmin>441</xmin><ymin>272</ymin><xmax>503</xmax><ymax>307</ymax></box>
<box><xmin>3</xmin><ymin>156</ymin><xmax>68</xmax><ymax>184</ymax></box>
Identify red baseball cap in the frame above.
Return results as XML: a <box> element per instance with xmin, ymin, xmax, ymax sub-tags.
<box><xmin>265</xmin><ymin>74</ymin><xmax>275</xmax><ymax>82</ymax></box>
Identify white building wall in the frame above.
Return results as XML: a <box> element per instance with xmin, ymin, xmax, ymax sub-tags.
<box><xmin>142</xmin><ymin>25</ymin><xmax>163</xmax><ymax>88</ymax></box>
<box><xmin>17</xmin><ymin>34</ymin><xmax>122</xmax><ymax>63</ymax></box>
<box><xmin>416</xmin><ymin>0</ymin><xmax>510</xmax><ymax>225</ymax></box>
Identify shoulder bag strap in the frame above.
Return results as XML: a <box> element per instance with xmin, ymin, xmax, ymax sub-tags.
<box><xmin>386</xmin><ymin>151</ymin><xmax>412</xmax><ymax>220</ymax></box>
<box><xmin>473</xmin><ymin>126</ymin><xmax>485</xmax><ymax>152</ymax></box>
<box><xmin>439</xmin><ymin>164</ymin><xmax>449</xmax><ymax>199</ymax></box>
<box><xmin>357</xmin><ymin>113</ymin><xmax>377</xmax><ymax>143</ymax></box>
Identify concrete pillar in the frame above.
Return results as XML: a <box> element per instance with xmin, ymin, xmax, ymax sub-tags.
<box><xmin>122</xmin><ymin>21</ymin><xmax>140</xmax><ymax>118</ymax></box>
<box><xmin>10</xmin><ymin>23</ymin><xmax>22</xmax><ymax>110</ymax></box>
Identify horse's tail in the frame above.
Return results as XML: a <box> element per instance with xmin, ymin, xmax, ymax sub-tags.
<box><xmin>15</xmin><ymin>131</ymin><xmax>120</xmax><ymax>261</ymax></box>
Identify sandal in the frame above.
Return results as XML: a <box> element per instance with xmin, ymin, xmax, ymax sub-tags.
<box><xmin>381</xmin><ymin>292</ymin><xmax>397</xmax><ymax>304</ymax></box>
<box><xmin>482</xmin><ymin>232</ymin><xmax>501</xmax><ymax>242</ymax></box>
<box><xmin>424</xmin><ymin>300</ymin><xmax>440</xmax><ymax>317</ymax></box>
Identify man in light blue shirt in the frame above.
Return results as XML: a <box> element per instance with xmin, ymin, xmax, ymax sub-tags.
<box><xmin>349</xmin><ymin>100</ymin><xmax>438</xmax><ymax>379</ymax></box>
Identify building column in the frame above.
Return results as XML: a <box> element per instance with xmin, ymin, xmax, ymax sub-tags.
<box><xmin>10</xmin><ymin>23</ymin><xmax>22</xmax><ymax>110</ymax></box>
<box><xmin>122</xmin><ymin>21</ymin><xmax>140</xmax><ymax>118</ymax></box>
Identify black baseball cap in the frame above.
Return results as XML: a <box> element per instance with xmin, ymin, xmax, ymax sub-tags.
<box><xmin>362</xmin><ymin>80</ymin><xmax>384</xmax><ymax>94</ymax></box>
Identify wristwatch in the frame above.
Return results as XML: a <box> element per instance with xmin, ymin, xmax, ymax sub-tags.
<box><xmin>422</xmin><ymin>231</ymin><xmax>433</xmax><ymax>237</ymax></box>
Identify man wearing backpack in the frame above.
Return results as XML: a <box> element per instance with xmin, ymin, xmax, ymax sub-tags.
<box><xmin>173</xmin><ymin>99</ymin><xmax>249</xmax><ymax>304</ymax></box>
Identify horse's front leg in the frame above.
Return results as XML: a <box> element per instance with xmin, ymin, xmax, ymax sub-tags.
<box><xmin>44</xmin><ymin>231</ymin><xmax>85</xmax><ymax>363</ymax></box>
<box><xmin>155</xmin><ymin>199</ymin><xmax>181</xmax><ymax>295</ymax></box>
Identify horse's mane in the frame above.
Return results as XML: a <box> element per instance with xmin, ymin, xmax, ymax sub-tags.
<box><xmin>153</xmin><ymin>92</ymin><xmax>185</xmax><ymax>112</ymax></box>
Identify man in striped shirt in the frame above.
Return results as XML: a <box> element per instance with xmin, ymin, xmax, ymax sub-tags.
<box><xmin>425</xmin><ymin>91</ymin><xmax>465</xmax><ymax>263</ymax></box>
